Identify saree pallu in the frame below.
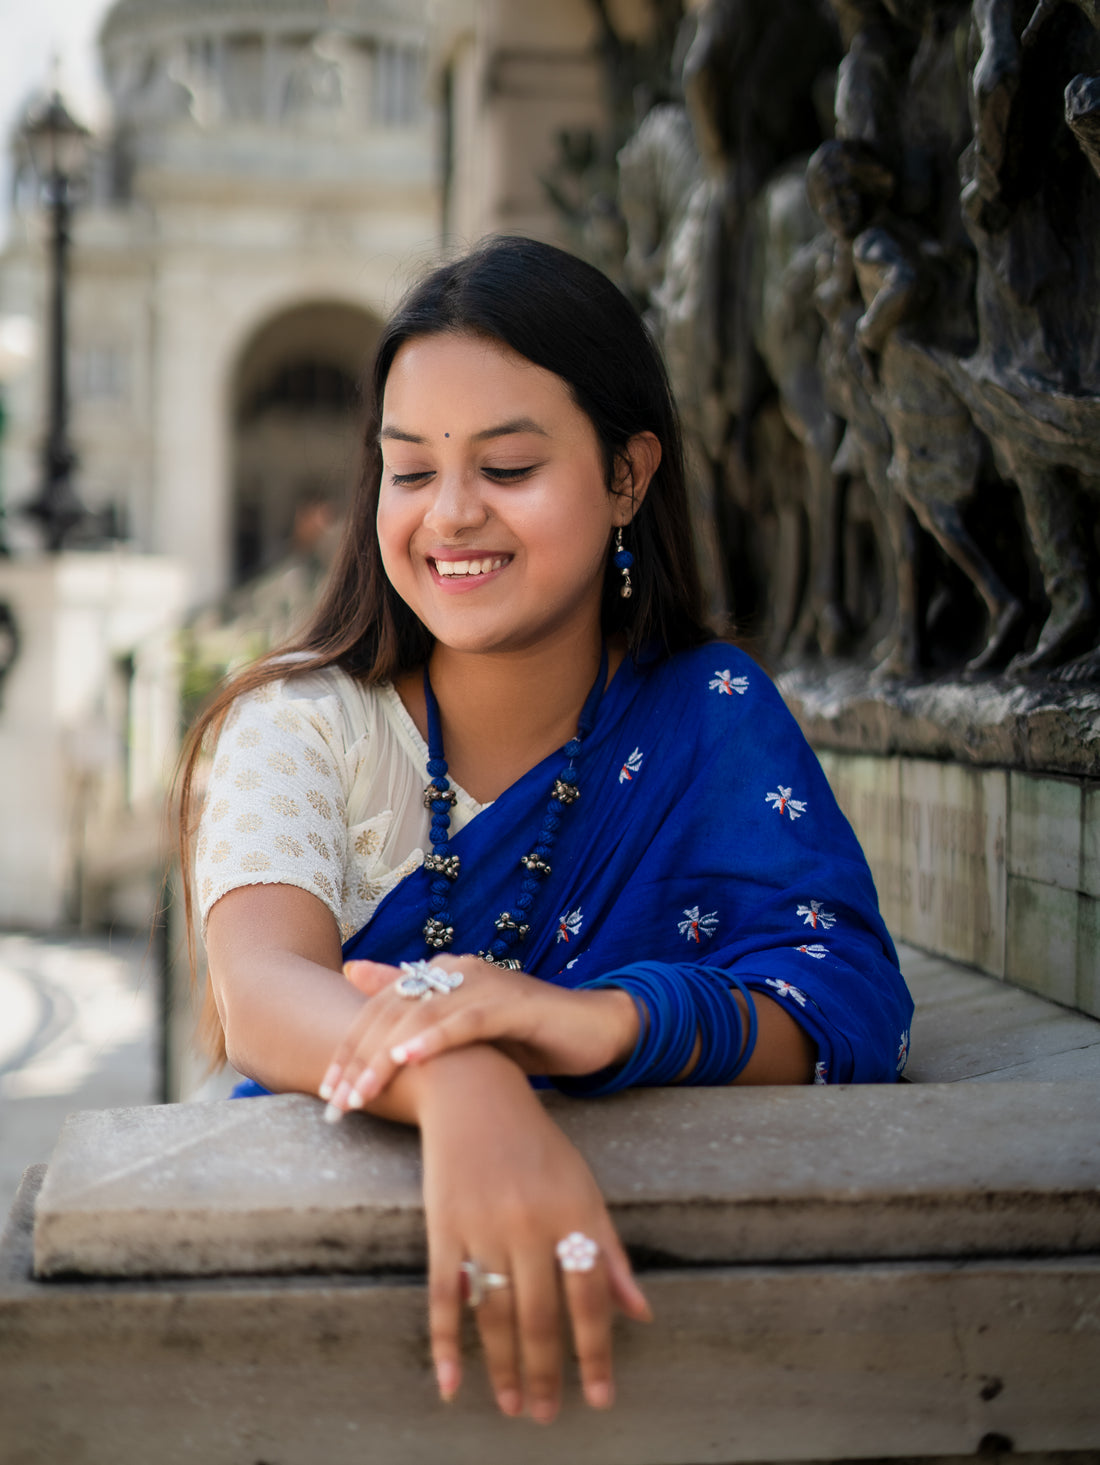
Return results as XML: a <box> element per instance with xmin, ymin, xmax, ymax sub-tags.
<box><xmin>342</xmin><ymin>644</ymin><xmax>913</xmax><ymax>1086</ymax></box>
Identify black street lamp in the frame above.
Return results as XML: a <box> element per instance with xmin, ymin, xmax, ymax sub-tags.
<box><xmin>18</xmin><ymin>92</ymin><xmax>92</xmax><ymax>553</ymax></box>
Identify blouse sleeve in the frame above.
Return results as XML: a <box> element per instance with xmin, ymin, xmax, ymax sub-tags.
<box><xmin>195</xmin><ymin>678</ymin><xmax>351</xmax><ymax>934</ymax></box>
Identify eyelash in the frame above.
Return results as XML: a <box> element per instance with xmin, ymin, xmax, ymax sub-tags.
<box><xmin>388</xmin><ymin>466</ymin><xmax>535</xmax><ymax>486</ymax></box>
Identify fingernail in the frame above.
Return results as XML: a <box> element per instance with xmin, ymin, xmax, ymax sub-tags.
<box><xmin>497</xmin><ymin>1389</ymin><xmax>522</xmax><ymax>1417</ymax></box>
<box><xmin>585</xmin><ymin>1379</ymin><xmax>613</xmax><ymax>1409</ymax></box>
<box><xmin>322</xmin><ymin>1101</ymin><xmax>342</xmax><ymax>1125</ymax></box>
<box><xmin>360</xmin><ymin>1068</ymin><xmax>383</xmax><ymax>1100</ymax></box>
<box><xmin>436</xmin><ymin>1360</ymin><xmax>460</xmax><ymax>1401</ymax></box>
<box><xmin>346</xmin><ymin>1087</ymin><xmax>364</xmax><ymax>1109</ymax></box>
<box><xmin>318</xmin><ymin>1063</ymin><xmax>341</xmax><ymax>1102</ymax></box>
<box><xmin>390</xmin><ymin>1045</ymin><xmax>408</xmax><ymax>1065</ymax></box>
<box><xmin>531</xmin><ymin>1399</ymin><xmax>558</xmax><ymax>1425</ymax></box>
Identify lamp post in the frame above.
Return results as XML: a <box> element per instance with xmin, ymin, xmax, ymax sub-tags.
<box><xmin>19</xmin><ymin>92</ymin><xmax>92</xmax><ymax>553</ymax></box>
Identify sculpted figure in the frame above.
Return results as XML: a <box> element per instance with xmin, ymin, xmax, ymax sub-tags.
<box><xmin>808</xmin><ymin>138</ymin><xmax>1026</xmax><ymax>674</ymax></box>
<box><xmin>677</xmin><ymin>0</ymin><xmax>839</xmax><ymax>626</ymax></box>
<box><xmin>807</xmin><ymin>142</ymin><xmax>900</xmax><ymax>665</ymax></box>
<box><xmin>751</xmin><ymin>161</ymin><xmax>848</xmax><ymax>657</ymax></box>
<box><xmin>948</xmin><ymin>0</ymin><xmax>1100</xmax><ymax>676</ymax></box>
<box><xmin>619</xmin><ymin>98</ymin><xmax>729</xmax><ymax>617</ymax></box>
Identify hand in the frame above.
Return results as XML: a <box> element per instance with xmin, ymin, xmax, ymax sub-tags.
<box><xmin>319</xmin><ymin>954</ymin><xmax>638</xmax><ymax>1116</ymax></box>
<box><xmin>416</xmin><ymin>1045</ymin><xmax>651</xmax><ymax>1420</ymax></box>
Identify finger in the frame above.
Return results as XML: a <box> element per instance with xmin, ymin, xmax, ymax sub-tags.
<box><xmin>512</xmin><ymin>1246</ymin><xmax>564</xmax><ymax>1425</ymax></box>
<box><xmin>390</xmin><ymin>1005</ymin><xmax>488</xmax><ymax>1067</ymax></box>
<box><xmin>601</xmin><ymin>1230</ymin><xmax>652</xmax><ymax>1322</ymax></box>
<box><xmin>471</xmin><ymin>1266</ymin><xmax>524</xmax><ymax>1418</ymax></box>
<box><xmin>428</xmin><ymin>1238</ymin><xmax>465</xmax><ymax>1404</ymax></box>
<box><xmin>320</xmin><ymin>999</ymin><xmax>381</xmax><ymax>1111</ymax></box>
<box><xmin>322</xmin><ymin>989</ymin><xmax>408</xmax><ymax>1116</ymax></box>
<box><xmin>342</xmin><ymin>959</ymin><xmax>400</xmax><ymax>997</ymax></box>
<box><xmin>560</xmin><ymin>1248</ymin><xmax>615</xmax><ymax>1410</ymax></box>
<box><xmin>328</xmin><ymin>1006</ymin><xmax>419</xmax><ymax>1115</ymax></box>
<box><xmin>342</xmin><ymin>998</ymin><xmax>442</xmax><ymax>1106</ymax></box>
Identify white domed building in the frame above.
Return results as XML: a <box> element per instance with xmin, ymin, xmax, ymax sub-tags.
<box><xmin>2</xmin><ymin>0</ymin><xmax>436</xmax><ymax>601</ymax></box>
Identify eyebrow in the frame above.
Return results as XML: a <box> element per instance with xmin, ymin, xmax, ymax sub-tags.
<box><xmin>379</xmin><ymin>417</ymin><xmax>550</xmax><ymax>445</ymax></box>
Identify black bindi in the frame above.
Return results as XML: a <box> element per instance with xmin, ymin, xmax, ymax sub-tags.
<box><xmin>444</xmin><ymin>432</ymin><xmax>450</xmax><ymax>438</ymax></box>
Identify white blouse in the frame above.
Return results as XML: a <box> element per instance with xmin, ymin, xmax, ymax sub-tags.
<box><xmin>196</xmin><ymin>665</ymin><xmax>490</xmax><ymax>941</ymax></box>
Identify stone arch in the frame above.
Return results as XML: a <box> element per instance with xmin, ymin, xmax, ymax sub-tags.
<box><xmin>228</xmin><ymin>299</ymin><xmax>381</xmax><ymax>583</ymax></box>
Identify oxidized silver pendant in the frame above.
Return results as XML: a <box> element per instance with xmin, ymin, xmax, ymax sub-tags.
<box><xmin>494</xmin><ymin>911</ymin><xmax>530</xmax><ymax>940</ymax></box>
<box><xmin>422</xmin><ymin>782</ymin><xmax>458</xmax><ymax>811</ymax></box>
<box><xmin>423</xmin><ymin>917</ymin><xmax>455</xmax><ymax>949</ymax></box>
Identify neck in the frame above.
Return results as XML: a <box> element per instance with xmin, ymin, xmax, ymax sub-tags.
<box><xmin>420</xmin><ymin>628</ymin><xmax>610</xmax><ymax>803</ymax></box>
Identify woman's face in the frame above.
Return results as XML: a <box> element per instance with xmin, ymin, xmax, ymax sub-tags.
<box><xmin>377</xmin><ymin>332</ymin><xmax>641</xmax><ymax>660</ymax></box>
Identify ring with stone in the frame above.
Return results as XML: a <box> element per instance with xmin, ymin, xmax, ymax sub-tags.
<box><xmin>459</xmin><ymin>1258</ymin><xmax>511</xmax><ymax>1308</ymax></box>
<box><xmin>395</xmin><ymin>959</ymin><xmax>464</xmax><ymax>1001</ymax></box>
<box><xmin>555</xmin><ymin>1231</ymin><xmax>599</xmax><ymax>1273</ymax></box>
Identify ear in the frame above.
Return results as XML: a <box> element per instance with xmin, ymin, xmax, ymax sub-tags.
<box><xmin>611</xmin><ymin>432</ymin><xmax>662</xmax><ymax>525</ymax></box>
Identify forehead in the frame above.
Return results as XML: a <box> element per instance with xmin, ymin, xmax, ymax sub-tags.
<box><xmin>382</xmin><ymin>332</ymin><xmax>577</xmax><ymax>424</ymax></box>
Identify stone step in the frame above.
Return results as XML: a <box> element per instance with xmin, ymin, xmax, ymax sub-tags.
<box><xmin>4</xmin><ymin>1167</ymin><xmax>1099</xmax><ymax>1465</ymax></box>
<box><xmin>31</xmin><ymin>1083</ymin><xmax>1100</xmax><ymax>1279</ymax></box>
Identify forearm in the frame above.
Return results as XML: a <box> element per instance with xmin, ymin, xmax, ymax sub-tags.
<box><xmin>208</xmin><ymin>888</ymin><xmax>540</xmax><ymax>1125</ymax></box>
<box><xmin>207</xmin><ymin>884</ymin><xmax>378</xmax><ymax>1102</ymax></box>
<box><xmin>215</xmin><ymin>944</ymin><xmax>364</xmax><ymax>1096</ymax></box>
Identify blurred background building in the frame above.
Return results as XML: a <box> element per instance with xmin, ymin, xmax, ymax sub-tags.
<box><xmin>0</xmin><ymin>0</ymin><xmax>657</xmax><ymax>1109</ymax></box>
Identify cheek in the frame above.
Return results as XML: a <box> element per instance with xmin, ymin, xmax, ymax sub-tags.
<box><xmin>375</xmin><ymin>490</ymin><xmax>416</xmax><ymax>584</ymax></box>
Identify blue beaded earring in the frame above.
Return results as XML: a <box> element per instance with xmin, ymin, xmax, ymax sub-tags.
<box><xmin>614</xmin><ymin>526</ymin><xmax>634</xmax><ymax>599</ymax></box>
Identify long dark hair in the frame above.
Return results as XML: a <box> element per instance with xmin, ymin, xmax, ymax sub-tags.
<box><xmin>176</xmin><ymin>235</ymin><xmax>711</xmax><ymax>1055</ymax></box>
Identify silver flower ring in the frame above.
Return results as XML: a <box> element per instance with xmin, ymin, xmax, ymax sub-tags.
<box><xmin>395</xmin><ymin>959</ymin><xmax>464</xmax><ymax>1001</ymax></box>
<box><xmin>555</xmin><ymin>1231</ymin><xmax>599</xmax><ymax>1273</ymax></box>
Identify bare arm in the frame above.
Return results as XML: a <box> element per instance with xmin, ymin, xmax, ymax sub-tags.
<box><xmin>207</xmin><ymin>883</ymin><xmax>426</xmax><ymax>1124</ymax></box>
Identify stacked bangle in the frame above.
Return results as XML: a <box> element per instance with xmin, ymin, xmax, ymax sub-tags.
<box><xmin>555</xmin><ymin>962</ymin><xmax>759</xmax><ymax>1097</ymax></box>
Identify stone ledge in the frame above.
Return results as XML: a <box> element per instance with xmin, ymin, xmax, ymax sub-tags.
<box><xmin>779</xmin><ymin>666</ymin><xmax>1100</xmax><ymax>779</ymax></box>
<box><xmin>31</xmin><ymin>1084</ymin><xmax>1100</xmax><ymax>1279</ymax></box>
<box><xmin>4</xmin><ymin>1169</ymin><xmax>1099</xmax><ymax>1465</ymax></box>
<box><xmin>901</xmin><ymin>943</ymin><xmax>1100</xmax><ymax>1081</ymax></box>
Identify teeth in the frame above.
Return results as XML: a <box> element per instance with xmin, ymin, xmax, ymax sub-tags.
<box><xmin>434</xmin><ymin>557</ymin><xmax>507</xmax><ymax>577</ymax></box>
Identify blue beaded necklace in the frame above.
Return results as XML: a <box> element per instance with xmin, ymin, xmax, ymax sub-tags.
<box><xmin>420</xmin><ymin>643</ymin><xmax>609</xmax><ymax>967</ymax></box>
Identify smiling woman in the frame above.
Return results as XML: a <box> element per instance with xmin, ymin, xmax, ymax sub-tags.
<box><xmin>176</xmin><ymin>235</ymin><xmax>912</xmax><ymax>1427</ymax></box>
<box><xmin>375</xmin><ymin>333</ymin><xmax>657</xmax><ymax>678</ymax></box>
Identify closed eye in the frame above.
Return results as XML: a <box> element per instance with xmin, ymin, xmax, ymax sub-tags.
<box><xmin>389</xmin><ymin>470</ymin><xmax>432</xmax><ymax>486</ymax></box>
<box><xmin>482</xmin><ymin>465</ymin><xmax>536</xmax><ymax>482</ymax></box>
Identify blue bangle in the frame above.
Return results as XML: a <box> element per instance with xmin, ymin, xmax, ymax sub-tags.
<box><xmin>555</xmin><ymin>963</ymin><xmax>758</xmax><ymax>1096</ymax></box>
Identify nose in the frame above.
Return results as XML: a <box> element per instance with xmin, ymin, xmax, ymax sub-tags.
<box><xmin>422</xmin><ymin>468</ymin><xmax>489</xmax><ymax>538</ymax></box>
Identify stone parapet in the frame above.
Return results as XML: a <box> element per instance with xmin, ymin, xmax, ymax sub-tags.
<box><xmin>27</xmin><ymin>1086</ymin><xmax>1100</xmax><ymax>1281</ymax></box>
<box><xmin>812</xmin><ymin>751</ymin><xmax>1098</xmax><ymax>1018</ymax></box>
<box><xmin>4</xmin><ymin>1153</ymin><xmax>1100</xmax><ymax>1464</ymax></box>
<box><xmin>5</xmin><ymin>956</ymin><xmax>1099</xmax><ymax>1461</ymax></box>
<box><xmin>780</xmin><ymin>669</ymin><xmax>1100</xmax><ymax>781</ymax></box>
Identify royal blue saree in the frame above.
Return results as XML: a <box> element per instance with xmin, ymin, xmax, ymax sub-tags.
<box><xmin>336</xmin><ymin>643</ymin><xmax>912</xmax><ymax>1087</ymax></box>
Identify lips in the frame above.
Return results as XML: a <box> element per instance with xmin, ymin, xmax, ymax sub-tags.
<box><xmin>430</xmin><ymin>555</ymin><xmax>511</xmax><ymax>578</ymax></box>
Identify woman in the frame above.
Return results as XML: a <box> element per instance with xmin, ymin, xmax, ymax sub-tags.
<box><xmin>180</xmin><ymin>236</ymin><xmax>911</xmax><ymax>1425</ymax></box>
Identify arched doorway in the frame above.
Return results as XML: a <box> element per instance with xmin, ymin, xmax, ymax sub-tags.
<box><xmin>231</xmin><ymin>301</ymin><xmax>380</xmax><ymax>584</ymax></box>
